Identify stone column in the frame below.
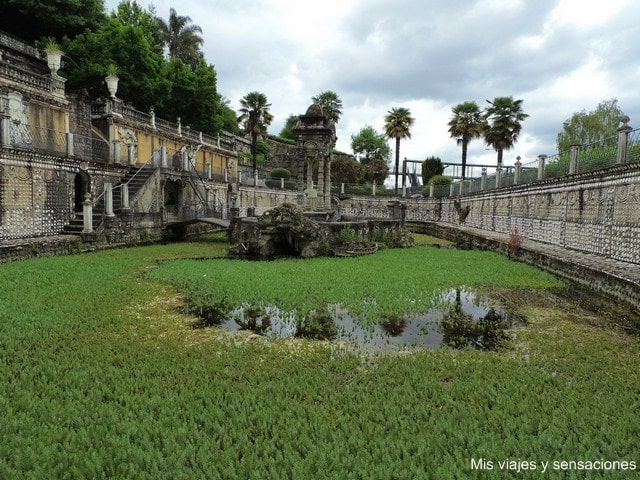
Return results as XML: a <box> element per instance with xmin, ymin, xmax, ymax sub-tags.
<box><xmin>121</xmin><ymin>183</ymin><xmax>130</xmax><ymax>210</ymax></box>
<box><xmin>537</xmin><ymin>154</ymin><xmax>547</xmax><ymax>181</ymax></box>
<box><xmin>160</xmin><ymin>146</ymin><xmax>167</xmax><ymax>168</ymax></box>
<box><xmin>495</xmin><ymin>168</ymin><xmax>502</xmax><ymax>189</ymax></box>
<box><xmin>1</xmin><ymin>115</ymin><xmax>10</xmax><ymax>148</ymax></box>
<box><xmin>372</xmin><ymin>180</ymin><xmax>376</xmax><ymax>196</ymax></box>
<box><xmin>401</xmin><ymin>158</ymin><xmax>407</xmax><ymax>198</ymax></box>
<box><xmin>317</xmin><ymin>154</ymin><xmax>325</xmax><ymax>209</ymax></box>
<box><xmin>111</xmin><ymin>140</ymin><xmax>121</xmax><ymax>164</ymax></box>
<box><xmin>177</xmin><ymin>117</ymin><xmax>182</xmax><ymax>136</ymax></box>
<box><xmin>207</xmin><ymin>163</ymin><xmax>212</xmax><ymax>180</ymax></box>
<box><xmin>65</xmin><ymin>132</ymin><xmax>74</xmax><ymax>157</ymax></box>
<box><xmin>82</xmin><ymin>193</ymin><xmax>93</xmax><ymax>234</ymax></box>
<box><xmin>341</xmin><ymin>183</ymin><xmax>345</xmax><ymax>194</ymax></box>
<box><xmin>429</xmin><ymin>183</ymin><xmax>434</xmax><ymax>198</ymax></box>
<box><xmin>128</xmin><ymin>144</ymin><xmax>136</xmax><ymax>166</ymax></box>
<box><xmin>280</xmin><ymin>177</ymin><xmax>285</xmax><ymax>189</ymax></box>
<box><xmin>459</xmin><ymin>180</ymin><xmax>464</xmax><ymax>196</ymax></box>
<box><xmin>449</xmin><ymin>182</ymin><xmax>455</xmax><ymax>197</ymax></box>
<box><xmin>481</xmin><ymin>168</ymin><xmax>487</xmax><ymax>190</ymax></box>
<box><xmin>514</xmin><ymin>156</ymin><xmax>521</xmax><ymax>185</ymax></box>
<box><xmin>569</xmin><ymin>145</ymin><xmax>580</xmax><ymax>174</ymax></box>
<box><xmin>616</xmin><ymin>116</ymin><xmax>632</xmax><ymax>164</ymax></box>
<box><xmin>104</xmin><ymin>182</ymin><xmax>115</xmax><ymax>217</ymax></box>
<box><xmin>324</xmin><ymin>155</ymin><xmax>332</xmax><ymax>207</ymax></box>
<box><xmin>150</xmin><ymin>107</ymin><xmax>156</xmax><ymax>129</ymax></box>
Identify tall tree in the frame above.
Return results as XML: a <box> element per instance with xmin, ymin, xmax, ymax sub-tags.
<box><xmin>483</xmin><ymin>97</ymin><xmax>529</xmax><ymax>169</ymax></box>
<box><xmin>556</xmin><ymin>98</ymin><xmax>624</xmax><ymax>152</ymax></box>
<box><xmin>351</xmin><ymin>125</ymin><xmax>391</xmax><ymax>165</ymax></box>
<box><xmin>156</xmin><ymin>7</ymin><xmax>203</xmax><ymax>65</ymax></box>
<box><xmin>384</xmin><ymin>107</ymin><xmax>415</xmax><ymax>194</ymax></box>
<box><xmin>0</xmin><ymin>0</ymin><xmax>106</xmax><ymax>44</ymax></box>
<box><xmin>311</xmin><ymin>91</ymin><xmax>343</xmax><ymax>123</ymax></box>
<box><xmin>279</xmin><ymin>114</ymin><xmax>300</xmax><ymax>141</ymax></box>
<box><xmin>448</xmin><ymin>101</ymin><xmax>485</xmax><ymax>180</ymax></box>
<box><xmin>238</xmin><ymin>92</ymin><xmax>273</xmax><ymax>175</ymax></box>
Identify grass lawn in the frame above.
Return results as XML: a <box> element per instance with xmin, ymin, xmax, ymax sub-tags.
<box><xmin>0</xmin><ymin>234</ymin><xmax>637</xmax><ymax>479</ymax></box>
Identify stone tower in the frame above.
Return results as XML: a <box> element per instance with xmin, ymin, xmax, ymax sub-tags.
<box><xmin>293</xmin><ymin>103</ymin><xmax>336</xmax><ymax>210</ymax></box>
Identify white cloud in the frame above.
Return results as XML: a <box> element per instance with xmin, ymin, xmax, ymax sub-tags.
<box><xmin>103</xmin><ymin>0</ymin><xmax>640</xmax><ymax>171</ymax></box>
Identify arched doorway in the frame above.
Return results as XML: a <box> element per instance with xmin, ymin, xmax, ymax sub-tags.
<box><xmin>73</xmin><ymin>171</ymin><xmax>90</xmax><ymax>212</ymax></box>
<box><xmin>163</xmin><ymin>179</ymin><xmax>182</xmax><ymax>220</ymax></box>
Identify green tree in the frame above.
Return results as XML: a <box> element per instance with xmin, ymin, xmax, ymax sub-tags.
<box><xmin>156</xmin><ymin>7</ymin><xmax>203</xmax><ymax>65</ymax></box>
<box><xmin>448</xmin><ymin>101</ymin><xmax>485</xmax><ymax>180</ymax></box>
<box><xmin>279</xmin><ymin>114</ymin><xmax>300</xmax><ymax>140</ymax></box>
<box><xmin>238</xmin><ymin>92</ymin><xmax>273</xmax><ymax>175</ymax></box>
<box><xmin>158</xmin><ymin>58</ymin><xmax>222</xmax><ymax>135</ymax></box>
<box><xmin>0</xmin><ymin>0</ymin><xmax>106</xmax><ymax>44</ymax></box>
<box><xmin>483</xmin><ymin>97</ymin><xmax>529</xmax><ymax>169</ymax></box>
<box><xmin>331</xmin><ymin>156</ymin><xmax>364</xmax><ymax>184</ymax></box>
<box><xmin>363</xmin><ymin>158</ymin><xmax>390</xmax><ymax>185</ymax></box>
<box><xmin>61</xmin><ymin>13</ymin><xmax>168</xmax><ymax>110</ymax></box>
<box><xmin>311</xmin><ymin>91</ymin><xmax>343</xmax><ymax>123</ymax></box>
<box><xmin>556</xmin><ymin>99</ymin><xmax>624</xmax><ymax>152</ymax></box>
<box><xmin>384</xmin><ymin>107</ymin><xmax>415</xmax><ymax>194</ymax></box>
<box><xmin>351</xmin><ymin>125</ymin><xmax>391</xmax><ymax>165</ymax></box>
<box><xmin>421</xmin><ymin>156</ymin><xmax>444</xmax><ymax>185</ymax></box>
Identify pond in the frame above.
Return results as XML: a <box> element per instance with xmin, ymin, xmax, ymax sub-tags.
<box><xmin>192</xmin><ymin>287</ymin><xmax>524</xmax><ymax>351</ymax></box>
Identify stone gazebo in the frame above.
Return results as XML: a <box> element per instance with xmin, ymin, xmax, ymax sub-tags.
<box><xmin>293</xmin><ymin>103</ymin><xmax>336</xmax><ymax>211</ymax></box>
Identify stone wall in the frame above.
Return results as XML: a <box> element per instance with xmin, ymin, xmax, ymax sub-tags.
<box><xmin>339</xmin><ymin>163</ymin><xmax>640</xmax><ymax>265</ymax></box>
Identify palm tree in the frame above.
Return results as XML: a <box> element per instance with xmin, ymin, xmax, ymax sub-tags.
<box><xmin>311</xmin><ymin>91</ymin><xmax>343</xmax><ymax>123</ymax></box>
<box><xmin>156</xmin><ymin>8</ymin><xmax>203</xmax><ymax>64</ymax></box>
<box><xmin>483</xmin><ymin>97</ymin><xmax>529</xmax><ymax>169</ymax></box>
<box><xmin>448</xmin><ymin>101</ymin><xmax>485</xmax><ymax>181</ymax></box>
<box><xmin>238</xmin><ymin>91</ymin><xmax>273</xmax><ymax>176</ymax></box>
<box><xmin>384</xmin><ymin>107</ymin><xmax>415</xmax><ymax>194</ymax></box>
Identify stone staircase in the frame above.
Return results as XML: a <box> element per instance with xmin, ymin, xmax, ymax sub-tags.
<box><xmin>62</xmin><ymin>165</ymin><xmax>156</xmax><ymax>235</ymax></box>
<box><xmin>112</xmin><ymin>165</ymin><xmax>156</xmax><ymax>212</ymax></box>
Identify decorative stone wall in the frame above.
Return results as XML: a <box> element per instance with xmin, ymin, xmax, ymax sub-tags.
<box><xmin>338</xmin><ymin>163</ymin><xmax>640</xmax><ymax>264</ymax></box>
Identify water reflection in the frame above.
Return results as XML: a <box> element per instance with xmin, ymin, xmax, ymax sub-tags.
<box><xmin>203</xmin><ymin>287</ymin><xmax>521</xmax><ymax>351</ymax></box>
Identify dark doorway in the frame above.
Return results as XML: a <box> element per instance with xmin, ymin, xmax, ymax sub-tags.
<box><xmin>73</xmin><ymin>171</ymin><xmax>90</xmax><ymax>212</ymax></box>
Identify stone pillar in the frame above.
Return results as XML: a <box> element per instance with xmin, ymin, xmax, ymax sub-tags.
<box><xmin>459</xmin><ymin>180</ymin><xmax>464</xmax><ymax>196</ymax></box>
<box><xmin>207</xmin><ymin>162</ymin><xmax>212</xmax><ymax>180</ymax></box>
<box><xmin>481</xmin><ymin>168</ymin><xmax>487</xmax><ymax>190</ymax></box>
<box><xmin>66</xmin><ymin>132</ymin><xmax>74</xmax><ymax>157</ymax></box>
<box><xmin>160</xmin><ymin>146</ymin><xmax>167</xmax><ymax>168</ymax></box>
<box><xmin>182</xmin><ymin>149</ymin><xmax>188</xmax><ymax>171</ymax></box>
<box><xmin>150</xmin><ymin>107</ymin><xmax>156</xmax><ymax>129</ymax></box>
<box><xmin>199</xmin><ymin>131</ymin><xmax>203</xmax><ymax>143</ymax></box>
<box><xmin>104</xmin><ymin>182</ymin><xmax>115</xmax><ymax>217</ymax></box>
<box><xmin>317</xmin><ymin>154</ymin><xmax>325</xmax><ymax>209</ymax></box>
<box><xmin>449</xmin><ymin>182</ymin><xmax>455</xmax><ymax>196</ymax></box>
<box><xmin>111</xmin><ymin>140</ymin><xmax>121</xmax><ymax>164</ymax></box>
<box><xmin>128</xmin><ymin>144</ymin><xmax>136</xmax><ymax>166</ymax></box>
<box><xmin>429</xmin><ymin>183</ymin><xmax>434</xmax><ymax>198</ymax></box>
<box><xmin>495</xmin><ymin>168</ymin><xmax>502</xmax><ymax>189</ymax></box>
<box><xmin>280</xmin><ymin>177</ymin><xmax>285</xmax><ymax>189</ymax></box>
<box><xmin>324</xmin><ymin>156</ymin><xmax>332</xmax><ymax>207</ymax></box>
<box><xmin>616</xmin><ymin>116</ymin><xmax>632</xmax><ymax>164</ymax></box>
<box><xmin>514</xmin><ymin>156</ymin><xmax>521</xmax><ymax>185</ymax></box>
<box><xmin>341</xmin><ymin>183</ymin><xmax>345</xmax><ymax>194</ymax></box>
<box><xmin>401</xmin><ymin>158</ymin><xmax>407</xmax><ymax>198</ymax></box>
<box><xmin>82</xmin><ymin>193</ymin><xmax>93</xmax><ymax>234</ymax></box>
<box><xmin>537</xmin><ymin>154</ymin><xmax>547</xmax><ymax>181</ymax></box>
<box><xmin>569</xmin><ymin>145</ymin><xmax>580</xmax><ymax>174</ymax></box>
<box><xmin>1</xmin><ymin>116</ymin><xmax>10</xmax><ymax>148</ymax></box>
<box><xmin>121</xmin><ymin>183</ymin><xmax>130</xmax><ymax>210</ymax></box>
<box><xmin>177</xmin><ymin>117</ymin><xmax>182</xmax><ymax>136</ymax></box>
<box><xmin>372</xmin><ymin>180</ymin><xmax>376</xmax><ymax>196</ymax></box>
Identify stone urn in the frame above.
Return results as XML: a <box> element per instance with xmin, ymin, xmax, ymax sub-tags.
<box><xmin>45</xmin><ymin>48</ymin><xmax>62</xmax><ymax>76</ymax></box>
<box><xmin>105</xmin><ymin>73</ymin><xmax>119</xmax><ymax>99</ymax></box>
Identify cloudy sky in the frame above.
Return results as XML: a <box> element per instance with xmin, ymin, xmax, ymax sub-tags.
<box><xmin>105</xmin><ymin>0</ymin><xmax>640</xmax><ymax>174</ymax></box>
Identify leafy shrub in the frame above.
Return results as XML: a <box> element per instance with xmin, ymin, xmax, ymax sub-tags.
<box><xmin>270</xmin><ymin>167</ymin><xmax>291</xmax><ymax>180</ymax></box>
